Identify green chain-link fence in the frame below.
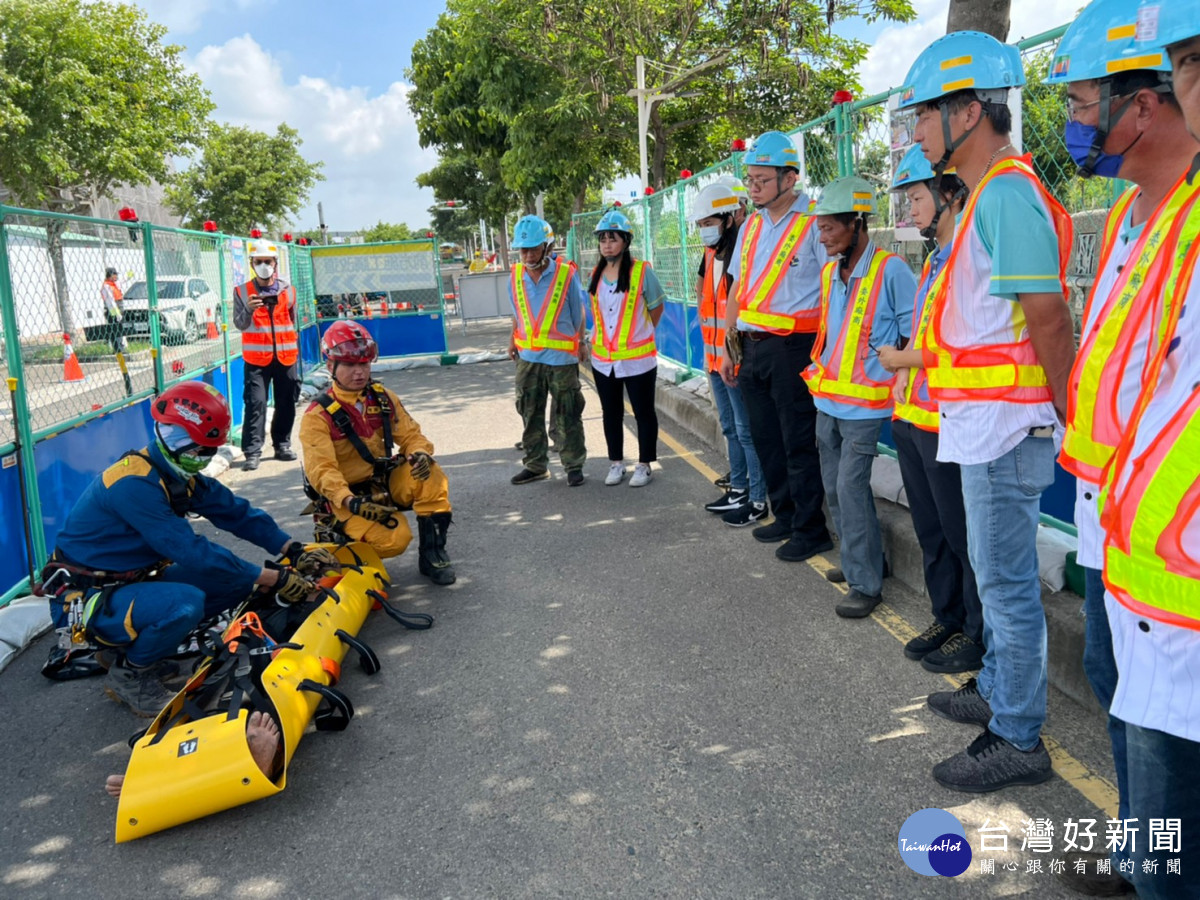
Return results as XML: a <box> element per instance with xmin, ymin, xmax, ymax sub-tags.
<box><xmin>568</xmin><ymin>21</ymin><xmax>1118</xmax><ymax>370</ymax></box>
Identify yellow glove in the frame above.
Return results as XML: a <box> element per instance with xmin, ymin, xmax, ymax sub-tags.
<box><xmin>275</xmin><ymin>567</ymin><xmax>317</xmax><ymax>605</ymax></box>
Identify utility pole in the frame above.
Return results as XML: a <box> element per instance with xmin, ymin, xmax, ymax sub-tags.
<box><xmin>318</xmin><ymin>202</ymin><xmax>329</xmax><ymax>245</ymax></box>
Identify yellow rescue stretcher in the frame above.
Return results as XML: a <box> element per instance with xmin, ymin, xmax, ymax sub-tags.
<box><xmin>115</xmin><ymin>542</ymin><xmax>393</xmax><ymax>843</ymax></box>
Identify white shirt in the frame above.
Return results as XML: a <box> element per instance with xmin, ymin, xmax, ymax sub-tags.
<box><xmin>1106</xmin><ymin>256</ymin><xmax>1200</xmax><ymax>742</ymax></box>
<box><xmin>590</xmin><ymin>277</ymin><xmax>658</xmax><ymax>378</ymax></box>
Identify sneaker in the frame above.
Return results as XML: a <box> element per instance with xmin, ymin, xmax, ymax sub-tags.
<box><xmin>1056</xmin><ymin>851</ymin><xmax>1135</xmax><ymax>896</ymax></box>
<box><xmin>927</xmin><ymin>677</ymin><xmax>992</xmax><ymax>727</ymax></box>
<box><xmin>932</xmin><ymin>728</ymin><xmax>1053</xmax><ymax>793</ymax></box>
<box><xmin>922</xmin><ymin>633</ymin><xmax>984</xmax><ymax>674</ymax></box>
<box><xmin>511</xmin><ymin>468</ymin><xmax>550</xmax><ymax>485</ymax></box>
<box><xmin>825</xmin><ymin>567</ymin><xmax>846</xmax><ymax>583</ymax></box>
<box><xmin>567</xmin><ymin>469</ymin><xmax>584</xmax><ymax>487</ymax></box>
<box><xmin>243</xmin><ymin>453</ymin><xmax>261</xmax><ymax>471</ymax></box>
<box><xmin>904</xmin><ymin>622</ymin><xmax>957</xmax><ymax>661</ymax></box>
<box><xmin>752</xmin><ymin>520</ymin><xmax>791</xmax><ymax>543</ymax></box>
<box><xmin>714</xmin><ymin>471</ymin><xmax>731</xmax><ymax>489</ymax></box>
<box><xmin>629</xmin><ymin>463</ymin><xmax>652</xmax><ymax>487</ymax></box>
<box><xmin>274</xmin><ymin>443</ymin><xmax>298</xmax><ymax>461</ymax></box>
<box><xmin>723</xmin><ymin>501</ymin><xmax>768</xmax><ymax>527</ymax></box>
<box><xmin>704</xmin><ymin>490</ymin><xmax>747</xmax><ymax>513</ymax></box>
<box><xmin>104</xmin><ymin>659</ymin><xmax>175</xmax><ymax>718</ymax></box>
<box><xmin>835</xmin><ymin>588</ymin><xmax>882</xmax><ymax>618</ymax></box>
<box><xmin>605</xmin><ymin>463</ymin><xmax>627</xmax><ymax>486</ymax></box>
<box><xmin>776</xmin><ymin>537</ymin><xmax>834</xmax><ymax>563</ymax></box>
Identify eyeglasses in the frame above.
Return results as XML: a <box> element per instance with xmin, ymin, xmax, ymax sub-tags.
<box><xmin>744</xmin><ymin>175</ymin><xmax>781</xmax><ymax>189</ymax></box>
<box><xmin>1066</xmin><ymin>92</ymin><xmax>1131</xmax><ymax>121</ymax></box>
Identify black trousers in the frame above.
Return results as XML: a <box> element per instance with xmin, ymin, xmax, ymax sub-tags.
<box><xmin>591</xmin><ymin>365</ymin><xmax>658</xmax><ymax>463</ymax></box>
<box><xmin>737</xmin><ymin>332</ymin><xmax>829</xmax><ymax>543</ymax></box>
<box><xmin>242</xmin><ymin>359</ymin><xmax>300</xmax><ymax>456</ymax></box>
<box><xmin>891</xmin><ymin>418</ymin><xmax>982</xmax><ymax>641</ymax></box>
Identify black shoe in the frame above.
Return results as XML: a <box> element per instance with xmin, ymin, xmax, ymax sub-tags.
<box><xmin>511</xmin><ymin>468</ymin><xmax>550</xmax><ymax>485</ymax></box>
<box><xmin>274</xmin><ymin>444</ymin><xmax>297</xmax><ymax>461</ymax></box>
<box><xmin>904</xmin><ymin>621</ymin><xmax>957</xmax><ymax>660</ymax></box>
<box><xmin>752</xmin><ymin>520</ymin><xmax>791</xmax><ymax>543</ymax></box>
<box><xmin>932</xmin><ymin>728</ymin><xmax>1053</xmax><ymax>793</ymax></box>
<box><xmin>776</xmin><ymin>537</ymin><xmax>834</xmax><ymax>563</ymax></box>
<box><xmin>514</xmin><ymin>441</ymin><xmax>524</xmax><ymax>451</ymax></box>
<box><xmin>714</xmin><ymin>471</ymin><xmax>731</xmax><ymax>489</ymax></box>
<box><xmin>705</xmin><ymin>490</ymin><xmax>747</xmax><ymax>513</ymax></box>
<box><xmin>567</xmin><ymin>469</ymin><xmax>584</xmax><ymax>487</ymax></box>
<box><xmin>417</xmin><ymin>513</ymin><xmax>456</xmax><ymax>585</ymax></box>
<box><xmin>825</xmin><ymin>567</ymin><xmax>846</xmax><ymax>583</ymax></box>
<box><xmin>835</xmin><ymin>588</ymin><xmax>882</xmax><ymax>618</ymax></box>
<box><xmin>1057</xmin><ymin>851</ymin><xmax>1136</xmax><ymax>896</ymax></box>
<box><xmin>922</xmin><ymin>633</ymin><xmax>983</xmax><ymax>674</ymax></box>
<box><xmin>927</xmin><ymin>677</ymin><xmax>992</xmax><ymax>727</ymax></box>
<box><xmin>723</xmin><ymin>501</ymin><xmax>768</xmax><ymax>528</ymax></box>
<box><xmin>243</xmin><ymin>453</ymin><xmax>261</xmax><ymax>471</ymax></box>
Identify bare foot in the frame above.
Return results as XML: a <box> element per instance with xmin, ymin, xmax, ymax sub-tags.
<box><xmin>105</xmin><ymin>710</ymin><xmax>283</xmax><ymax>797</ymax></box>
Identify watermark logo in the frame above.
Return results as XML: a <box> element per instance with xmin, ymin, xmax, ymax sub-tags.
<box><xmin>898</xmin><ymin>808</ymin><xmax>972</xmax><ymax>877</ymax></box>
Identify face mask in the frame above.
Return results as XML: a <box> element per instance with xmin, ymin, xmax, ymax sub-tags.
<box><xmin>253</xmin><ymin>262</ymin><xmax>274</xmax><ymax>280</ymax></box>
<box><xmin>155</xmin><ymin>424</ymin><xmax>216</xmax><ymax>477</ymax></box>
<box><xmin>1064</xmin><ymin>120</ymin><xmax>1125</xmax><ymax>179</ymax></box>
<box><xmin>699</xmin><ymin>225</ymin><xmax>722</xmax><ymax>247</ymax></box>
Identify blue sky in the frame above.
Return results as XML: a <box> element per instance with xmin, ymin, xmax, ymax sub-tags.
<box><xmin>134</xmin><ymin>0</ymin><xmax>1079</xmax><ymax>231</ymax></box>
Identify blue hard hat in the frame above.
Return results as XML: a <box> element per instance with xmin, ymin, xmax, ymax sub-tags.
<box><xmin>899</xmin><ymin>31</ymin><xmax>1025</xmax><ymax>109</ymax></box>
<box><xmin>746</xmin><ymin>131</ymin><xmax>801</xmax><ymax>170</ymax></box>
<box><xmin>1142</xmin><ymin>2</ymin><xmax>1200</xmax><ymax>55</ymax></box>
<box><xmin>891</xmin><ymin>145</ymin><xmax>938</xmax><ymax>191</ymax></box>
<box><xmin>594</xmin><ymin>209</ymin><xmax>633</xmax><ymax>235</ymax></box>
<box><xmin>512</xmin><ymin>215</ymin><xmax>553</xmax><ymax>249</ymax></box>
<box><xmin>1045</xmin><ymin>0</ymin><xmax>1170</xmax><ymax>85</ymax></box>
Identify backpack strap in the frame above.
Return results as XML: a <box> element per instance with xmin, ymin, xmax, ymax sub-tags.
<box><xmin>121</xmin><ymin>450</ymin><xmax>194</xmax><ymax>517</ymax></box>
<box><xmin>315</xmin><ymin>384</ymin><xmax>397</xmax><ymax>477</ymax></box>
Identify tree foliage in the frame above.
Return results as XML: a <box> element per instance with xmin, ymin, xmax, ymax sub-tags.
<box><xmin>360</xmin><ymin>221</ymin><xmax>417</xmax><ymax>243</ymax></box>
<box><xmin>166</xmin><ymin>123</ymin><xmax>325</xmax><ymax>235</ymax></box>
<box><xmin>0</xmin><ymin>0</ymin><xmax>214</xmax><ymax>209</ymax></box>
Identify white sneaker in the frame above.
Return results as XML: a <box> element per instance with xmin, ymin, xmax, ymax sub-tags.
<box><xmin>605</xmin><ymin>463</ymin><xmax>627</xmax><ymax>486</ymax></box>
<box><xmin>629</xmin><ymin>463</ymin><xmax>652</xmax><ymax>487</ymax></box>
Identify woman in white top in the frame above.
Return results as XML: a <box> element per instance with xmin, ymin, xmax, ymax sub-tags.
<box><xmin>587</xmin><ymin>210</ymin><xmax>666</xmax><ymax>487</ymax></box>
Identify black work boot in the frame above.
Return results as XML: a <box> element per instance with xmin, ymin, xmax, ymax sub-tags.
<box><xmin>417</xmin><ymin>512</ymin><xmax>456</xmax><ymax>586</ymax></box>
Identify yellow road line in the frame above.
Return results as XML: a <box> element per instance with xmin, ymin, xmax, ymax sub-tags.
<box><xmin>648</xmin><ymin>407</ymin><xmax>1119</xmax><ymax>819</ymax></box>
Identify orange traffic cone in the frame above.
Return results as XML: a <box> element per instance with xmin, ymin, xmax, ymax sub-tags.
<box><xmin>365</xmin><ymin>302</ymin><xmax>373</xmax><ymax>319</ymax></box>
<box><xmin>381</xmin><ymin>300</ymin><xmax>389</xmax><ymax>316</ymax></box>
<box><xmin>62</xmin><ymin>333</ymin><xmax>85</xmax><ymax>383</ymax></box>
<box><xmin>205</xmin><ymin>308</ymin><xmax>219</xmax><ymax>340</ymax></box>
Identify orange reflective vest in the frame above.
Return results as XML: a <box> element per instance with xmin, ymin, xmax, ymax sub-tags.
<box><xmin>591</xmin><ymin>260</ymin><xmax>657</xmax><ymax>363</ymax></box>
<box><xmin>802</xmin><ymin>248</ymin><xmax>897</xmax><ymax>410</ymax></box>
<box><xmin>922</xmin><ymin>155</ymin><xmax>1072</xmax><ymax>404</ymax></box>
<box><xmin>735</xmin><ymin>210</ymin><xmax>819</xmax><ymax>334</ymax></box>
<box><xmin>700</xmin><ymin>247</ymin><xmax>729</xmax><ymax>373</ymax></box>
<box><xmin>1061</xmin><ymin>177</ymin><xmax>1200</xmax><ymax>482</ymax></box>
<box><xmin>512</xmin><ymin>260</ymin><xmax>580</xmax><ymax>354</ymax></box>
<box><xmin>1101</xmin><ymin>228</ymin><xmax>1200</xmax><ymax>629</ymax></box>
<box><xmin>893</xmin><ymin>252</ymin><xmax>941</xmax><ymax>432</ymax></box>
<box><xmin>238</xmin><ymin>280</ymin><xmax>298</xmax><ymax>366</ymax></box>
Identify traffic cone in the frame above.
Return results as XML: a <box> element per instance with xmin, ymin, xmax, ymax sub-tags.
<box><xmin>61</xmin><ymin>333</ymin><xmax>85</xmax><ymax>383</ymax></box>
<box><xmin>205</xmin><ymin>308</ymin><xmax>219</xmax><ymax>340</ymax></box>
<box><xmin>364</xmin><ymin>302</ymin><xmax>372</xmax><ymax>319</ymax></box>
<box><xmin>381</xmin><ymin>300</ymin><xmax>389</xmax><ymax>316</ymax></box>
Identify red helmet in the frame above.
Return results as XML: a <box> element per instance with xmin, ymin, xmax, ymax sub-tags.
<box><xmin>151</xmin><ymin>382</ymin><xmax>231</xmax><ymax>448</ymax></box>
<box><xmin>322</xmin><ymin>320</ymin><xmax>378</xmax><ymax>363</ymax></box>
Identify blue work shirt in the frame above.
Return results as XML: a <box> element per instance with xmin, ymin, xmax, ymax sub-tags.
<box><xmin>812</xmin><ymin>241</ymin><xmax>918</xmax><ymax>420</ymax></box>
<box><xmin>54</xmin><ymin>442</ymin><xmax>290</xmax><ymax>593</ymax></box>
<box><xmin>905</xmin><ymin>244</ymin><xmax>952</xmax><ymax>410</ymax></box>
<box><xmin>509</xmin><ymin>259</ymin><xmax>587</xmax><ymax>366</ymax></box>
<box><xmin>727</xmin><ymin>193</ymin><xmax>825</xmax><ymax>332</ymax></box>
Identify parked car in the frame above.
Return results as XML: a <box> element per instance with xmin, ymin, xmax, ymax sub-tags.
<box><xmin>119</xmin><ymin>276</ymin><xmax>220</xmax><ymax>344</ymax></box>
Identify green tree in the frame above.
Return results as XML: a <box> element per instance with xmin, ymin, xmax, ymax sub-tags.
<box><xmin>166</xmin><ymin>123</ymin><xmax>325</xmax><ymax>235</ymax></box>
<box><xmin>0</xmin><ymin>0</ymin><xmax>214</xmax><ymax>334</ymax></box>
<box><xmin>360</xmin><ymin>221</ymin><xmax>417</xmax><ymax>243</ymax></box>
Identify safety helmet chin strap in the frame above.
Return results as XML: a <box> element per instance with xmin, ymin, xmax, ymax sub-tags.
<box><xmin>1077</xmin><ymin>84</ymin><xmax>1158</xmax><ymax>178</ymax></box>
<box><xmin>839</xmin><ymin>217</ymin><xmax>865</xmax><ymax>276</ymax></box>
<box><xmin>920</xmin><ymin>174</ymin><xmax>969</xmax><ymax>241</ymax></box>
<box><xmin>933</xmin><ymin>99</ymin><xmax>980</xmax><ymax>177</ymax></box>
<box><xmin>758</xmin><ymin>169</ymin><xmax>796</xmax><ymax>209</ymax></box>
<box><xmin>527</xmin><ymin>244</ymin><xmax>552</xmax><ymax>270</ymax></box>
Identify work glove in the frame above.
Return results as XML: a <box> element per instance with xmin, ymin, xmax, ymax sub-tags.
<box><xmin>347</xmin><ymin>496</ymin><xmax>396</xmax><ymax>525</ymax></box>
<box><xmin>409</xmin><ymin>451</ymin><xmax>434</xmax><ymax>482</ymax></box>
<box><xmin>289</xmin><ymin>544</ymin><xmax>341</xmax><ymax>580</ymax></box>
<box><xmin>274</xmin><ymin>566</ymin><xmax>317</xmax><ymax>605</ymax></box>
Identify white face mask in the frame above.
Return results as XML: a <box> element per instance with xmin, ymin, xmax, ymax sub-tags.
<box><xmin>253</xmin><ymin>262</ymin><xmax>274</xmax><ymax>280</ymax></box>
<box><xmin>699</xmin><ymin>225</ymin><xmax>722</xmax><ymax>247</ymax></box>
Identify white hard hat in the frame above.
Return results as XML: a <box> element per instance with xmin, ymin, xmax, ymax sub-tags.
<box><xmin>717</xmin><ymin>174</ymin><xmax>750</xmax><ymax>203</ymax></box>
<box><xmin>690</xmin><ymin>183</ymin><xmax>741</xmax><ymax>222</ymax></box>
<box><xmin>247</xmin><ymin>240</ymin><xmax>279</xmax><ymax>259</ymax></box>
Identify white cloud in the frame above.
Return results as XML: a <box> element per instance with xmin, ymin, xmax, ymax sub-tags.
<box><xmin>185</xmin><ymin>35</ymin><xmax>438</xmax><ymax>231</ymax></box>
<box><xmin>137</xmin><ymin>0</ymin><xmax>263</xmax><ymax>36</ymax></box>
<box><xmin>859</xmin><ymin>0</ymin><xmax>1085</xmax><ymax>96</ymax></box>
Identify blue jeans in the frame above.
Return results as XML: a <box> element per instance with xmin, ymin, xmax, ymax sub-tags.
<box><xmin>816</xmin><ymin>413</ymin><xmax>884</xmax><ymax>597</ymax></box>
<box><xmin>1082</xmin><ymin>566</ymin><xmax>1130</xmax><ymax>826</ymax></box>
<box><xmin>963</xmin><ymin>434</ymin><xmax>1055</xmax><ymax>751</ymax></box>
<box><xmin>1123</xmin><ymin>722</ymin><xmax>1200</xmax><ymax>898</ymax></box>
<box><xmin>88</xmin><ymin>562</ymin><xmax>253</xmax><ymax>666</ymax></box>
<box><xmin>709</xmin><ymin>372</ymin><xmax>765</xmax><ymax>503</ymax></box>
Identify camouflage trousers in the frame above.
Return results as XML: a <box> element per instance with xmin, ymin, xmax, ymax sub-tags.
<box><xmin>515</xmin><ymin>359</ymin><xmax>586</xmax><ymax>473</ymax></box>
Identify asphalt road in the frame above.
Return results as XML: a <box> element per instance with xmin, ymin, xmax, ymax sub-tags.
<box><xmin>0</xmin><ymin>352</ymin><xmax>1123</xmax><ymax>899</ymax></box>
